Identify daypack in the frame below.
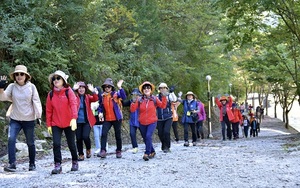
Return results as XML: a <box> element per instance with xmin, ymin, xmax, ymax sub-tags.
<box><xmin>49</xmin><ymin>89</ymin><xmax>69</xmax><ymax>100</ymax></box>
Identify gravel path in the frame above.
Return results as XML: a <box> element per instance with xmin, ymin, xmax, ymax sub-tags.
<box><xmin>1</xmin><ymin>116</ymin><xmax>300</xmax><ymax>188</ymax></box>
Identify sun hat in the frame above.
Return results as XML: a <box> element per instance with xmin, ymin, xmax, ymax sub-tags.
<box><xmin>9</xmin><ymin>65</ymin><xmax>31</xmax><ymax>80</ymax></box>
<box><xmin>158</xmin><ymin>83</ymin><xmax>169</xmax><ymax>90</ymax></box>
<box><xmin>185</xmin><ymin>91</ymin><xmax>196</xmax><ymax>99</ymax></box>
<box><xmin>101</xmin><ymin>78</ymin><xmax>115</xmax><ymax>90</ymax></box>
<box><xmin>48</xmin><ymin>70</ymin><xmax>69</xmax><ymax>84</ymax></box>
<box><xmin>76</xmin><ymin>81</ymin><xmax>88</xmax><ymax>90</ymax></box>
<box><xmin>139</xmin><ymin>81</ymin><xmax>155</xmax><ymax>94</ymax></box>
<box><xmin>219</xmin><ymin>96</ymin><xmax>227</xmax><ymax>101</ymax></box>
<box><xmin>131</xmin><ymin>88</ymin><xmax>141</xmax><ymax>95</ymax></box>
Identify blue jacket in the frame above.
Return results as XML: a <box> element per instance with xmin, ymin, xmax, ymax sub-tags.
<box><xmin>123</xmin><ymin>99</ymin><xmax>139</xmax><ymax>127</ymax></box>
<box><xmin>97</xmin><ymin>88</ymin><xmax>127</xmax><ymax>121</ymax></box>
<box><xmin>181</xmin><ymin>99</ymin><xmax>198</xmax><ymax>124</ymax></box>
<box><xmin>156</xmin><ymin>94</ymin><xmax>173</xmax><ymax>121</ymax></box>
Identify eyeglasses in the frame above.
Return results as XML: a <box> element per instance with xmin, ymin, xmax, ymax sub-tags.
<box><xmin>52</xmin><ymin>76</ymin><xmax>62</xmax><ymax>81</ymax></box>
<box><xmin>104</xmin><ymin>85</ymin><xmax>112</xmax><ymax>89</ymax></box>
<box><xmin>15</xmin><ymin>73</ymin><xmax>25</xmax><ymax>77</ymax></box>
<box><xmin>142</xmin><ymin>86</ymin><xmax>151</xmax><ymax>90</ymax></box>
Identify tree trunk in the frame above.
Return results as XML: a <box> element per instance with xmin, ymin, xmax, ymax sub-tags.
<box><xmin>285</xmin><ymin>108</ymin><xmax>289</xmax><ymax>129</ymax></box>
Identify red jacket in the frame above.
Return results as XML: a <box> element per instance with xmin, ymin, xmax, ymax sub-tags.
<box><xmin>231</xmin><ymin>108</ymin><xmax>242</xmax><ymax>124</ymax></box>
<box><xmin>130</xmin><ymin>95</ymin><xmax>167</xmax><ymax>125</ymax></box>
<box><xmin>46</xmin><ymin>87</ymin><xmax>78</xmax><ymax>128</ymax></box>
<box><xmin>215</xmin><ymin>96</ymin><xmax>234</xmax><ymax>122</ymax></box>
<box><xmin>76</xmin><ymin>93</ymin><xmax>98</xmax><ymax>127</ymax></box>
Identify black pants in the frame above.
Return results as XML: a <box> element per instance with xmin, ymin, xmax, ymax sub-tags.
<box><xmin>157</xmin><ymin>118</ymin><xmax>173</xmax><ymax>150</ymax></box>
<box><xmin>52</xmin><ymin>126</ymin><xmax>78</xmax><ymax>163</ymax></box>
<box><xmin>196</xmin><ymin>120</ymin><xmax>204</xmax><ymax>139</ymax></box>
<box><xmin>184</xmin><ymin>122</ymin><xmax>197</xmax><ymax>142</ymax></box>
<box><xmin>221</xmin><ymin>115</ymin><xmax>232</xmax><ymax>140</ymax></box>
<box><xmin>101</xmin><ymin>120</ymin><xmax>122</xmax><ymax>152</ymax></box>
<box><xmin>232</xmin><ymin>122</ymin><xmax>239</xmax><ymax>139</ymax></box>
<box><xmin>75</xmin><ymin>122</ymin><xmax>91</xmax><ymax>155</ymax></box>
<box><xmin>171</xmin><ymin>121</ymin><xmax>179</xmax><ymax>142</ymax></box>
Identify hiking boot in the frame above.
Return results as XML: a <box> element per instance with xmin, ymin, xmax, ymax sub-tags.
<box><xmin>163</xmin><ymin>148</ymin><xmax>171</xmax><ymax>153</ymax></box>
<box><xmin>78</xmin><ymin>154</ymin><xmax>84</xmax><ymax>161</ymax></box>
<box><xmin>143</xmin><ymin>154</ymin><xmax>149</xmax><ymax>161</ymax></box>
<box><xmin>149</xmin><ymin>152</ymin><xmax>156</xmax><ymax>159</ymax></box>
<box><xmin>97</xmin><ymin>150</ymin><xmax>106</xmax><ymax>158</ymax></box>
<box><xmin>86</xmin><ymin>149</ymin><xmax>91</xmax><ymax>158</ymax></box>
<box><xmin>192</xmin><ymin>142</ymin><xmax>197</xmax><ymax>146</ymax></box>
<box><xmin>116</xmin><ymin>150</ymin><xmax>122</xmax><ymax>158</ymax></box>
<box><xmin>4</xmin><ymin>163</ymin><xmax>16</xmax><ymax>172</ymax></box>
<box><xmin>132</xmin><ymin>147</ymin><xmax>138</xmax><ymax>154</ymax></box>
<box><xmin>184</xmin><ymin>141</ymin><xmax>189</xmax><ymax>147</ymax></box>
<box><xmin>29</xmin><ymin>163</ymin><xmax>36</xmax><ymax>171</ymax></box>
<box><xmin>71</xmin><ymin>160</ymin><xmax>78</xmax><ymax>171</ymax></box>
<box><xmin>51</xmin><ymin>163</ymin><xmax>62</xmax><ymax>174</ymax></box>
<box><xmin>94</xmin><ymin>149</ymin><xmax>100</xmax><ymax>156</ymax></box>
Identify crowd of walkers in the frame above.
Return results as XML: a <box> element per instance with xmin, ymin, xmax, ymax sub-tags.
<box><xmin>0</xmin><ymin>65</ymin><xmax>264</xmax><ymax>174</ymax></box>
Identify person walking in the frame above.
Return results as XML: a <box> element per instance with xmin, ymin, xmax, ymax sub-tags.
<box><xmin>0</xmin><ymin>65</ymin><xmax>42</xmax><ymax>172</ymax></box>
<box><xmin>46</xmin><ymin>70</ymin><xmax>79</xmax><ymax>174</ymax></box>
<box><xmin>91</xmin><ymin>100</ymin><xmax>103</xmax><ymax>156</ymax></box>
<box><xmin>242</xmin><ymin>115</ymin><xmax>250</xmax><ymax>138</ymax></box>
<box><xmin>178</xmin><ymin>91</ymin><xmax>199</xmax><ymax>147</ymax></box>
<box><xmin>97</xmin><ymin>78</ymin><xmax>126</xmax><ymax>159</ymax></box>
<box><xmin>122</xmin><ymin>88</ymin><xmax>142</xmax><ymax>154</ymax></box>
<box><xmin>215</xmin><ymin>95</ymin><xmax>234</xmax><ymax>141</ymax></box>
<box><xmin>130</xmin><ymin>81</ymin><xmax>167</xmax><ymax>161</ymax></box>
<box><xmin>196</xmin><ymin>99</ymin><xmax>206</xmax><ymax>140</ymax></box>
<box><xmin>231</xmin><ymin>103</ymin><xmax>242</xmax><ymax>140</ymax></box>
<box><xmin>73</xmin><ymin>81</ymin><xmax>98</xmax><ymax>161</ymax></box>
<box><xmin>156</xmin><ymin>83</ymin><xmax>177</xmax><ymax>153</ymax></box>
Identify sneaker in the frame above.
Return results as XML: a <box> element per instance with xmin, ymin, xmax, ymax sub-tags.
<box><xmin>78</xmin><ymin>154</ymin><xmax>84</xmax><ymax>161</ymax></box>
<box><xmin>94</xmin><ymin>149</ymin><xmax>100</xmax><ymax>156</ymax></box>
<box><xmin>51</xmin><ymin>163</ymin><xmax>62</xmax><ymax>174</ymax></box>
<box><xmin>71</xmin><ymin>160</ymin><xmax>78</xmax><ymax>171</ymax></box>
<box><xmin>97</xmin><ymin>150</ymin><xmax>107</xmax><ymax>158</ymax></box>
<box><xmin>192</xmin><ymin>142</ymin><xmax>197</xmax><ymax>146</ymax></box>
<box><xmin>163</xmin><ymin>148</ymin><xmax>171</xmax><ymax>153</ymax></box>
<box><xmin>143</xmin><ymin>154</ymin><xmax>149</xmax><ymax>161</ymax></box>
<box><xmin>116</xmin><ymin>150</ymin><xmax>122</xmax><ymax>158</ymax></box>
<box><xmin>184</xmin><ymin>141</ymin><xmax>189</xmax><ymax>147</ymax></box>
<box><xmin>132</xmin><ymin>147</ymin><xmax>138</xmax><ymax>154</ymax></box>
<box><xmin>4</xmin><ymin>163</ymin><xmax>16</xmax><ymax>172</ymax></box>
<box><xmin>29</xmin><ymin>163</ymin><xmax>36</xmax><ymax>171</ymax></box>
<box><xmin>149</xmin><ymin>152</ymin><xmax>156</xmax><ymax>159</ymax></box>
<box><xmin>86</xmin><ymin>149</ymin><xmax>92</xmax><ymax>158</ymax></box>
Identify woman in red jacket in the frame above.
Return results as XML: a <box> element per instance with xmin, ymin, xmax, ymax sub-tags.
<box><xmin>130</xmin><ymin>81</ymin><xmax>167</xmax><ymax>161</ymax></box>
<box><xmin>215</xmin><ymin>95</ymin><xmax>234</xmax><ymax>141</ymax></box>
<box><xmin>73</xmin><ymin>81</ymin><xmax>98</xmax><ymax>161</ymax></box>
<box><xmin>231</xmin><ymin>103</ymin><xmax>242</xmax><ymax>139</ymax></box>
<box><xmin>46</xmin><ymin>70</ymin><xmax>78</xmax><ymax>174</ymax></box>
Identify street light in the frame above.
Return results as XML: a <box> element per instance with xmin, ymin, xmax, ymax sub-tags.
<box><xmin>229</xmin><ymin>83</ymin><xmax>232</xmax><ymax>95</ymax></box>
<box><xmin>206</xmin><ymin>75</ymin><xmax>213</xmax><ymax>138</ymax></box>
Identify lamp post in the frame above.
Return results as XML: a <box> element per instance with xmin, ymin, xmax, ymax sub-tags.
<box><xmin>229</xmin><ymin>83</ymin><xmax>232</xmax><ymax>96</ymax></box>
<box><xmin>206</xmin><ymin>75</ymin><xmax>213</xmax><ymax>138</ymax></box>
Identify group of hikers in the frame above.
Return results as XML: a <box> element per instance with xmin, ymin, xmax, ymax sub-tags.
<box><xmin>0</xmin><ymin>64</ymin><xmax>263</xmax><ymax>174</ymax></box>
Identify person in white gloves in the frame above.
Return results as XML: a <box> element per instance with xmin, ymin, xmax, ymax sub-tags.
<box><xmin>46</xmin><ymin>70</ymin><xmax>79</xmax><ymax>174</ymax></box>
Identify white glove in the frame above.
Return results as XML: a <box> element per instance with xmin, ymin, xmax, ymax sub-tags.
<box><xmin>178</xmin><ymin>91</ymin><xmax>183</xmax><ymax>97</ymax></box>
<box><xmin>87</xmin><ymin>84</ymin><xmax>94</xmax><ymax>92</ymax></box>
<box><xmin>73</xmin><ymin>82</ymin><xmax>80</xmax><ymax>90</ymax></box>
<box><xmin>117</xmin><ymin>80</ymin><xmax>124</xmax><ymax>89</ymax></box>
<box><xmin>169</xmin><ymin>92</ymin><xmax>177</xmax><ymax>102</ymax></box>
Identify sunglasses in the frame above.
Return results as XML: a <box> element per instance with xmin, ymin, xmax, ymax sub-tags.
<box><xmin>142</xmin><ymin>85</ymin><xmax>151</xmax><ymax>90</ymax></box>
<box><xmin>159</xmin><ymin>87</ymin><xmax>167</xmax><ymax>89</ymax></box>
<box><xmin>52</xmin><ymin>76</ymin><xmax>62</xmax><ymax>81</ymax></box>
<box><xmin>15</xmin><ymin>73</ymin><xmax>25</xmax><ymax>77</ymax></box>
<box><xmin>104</xmin><ymin>85</ymin><xmax>112</xmax><ymax>89</ymax></box>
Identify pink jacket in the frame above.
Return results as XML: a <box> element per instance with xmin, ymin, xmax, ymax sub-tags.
<box><xmin>197</xmin><ymin>101</ymin><xmax>206</xmax><ymax>121</ymax></box>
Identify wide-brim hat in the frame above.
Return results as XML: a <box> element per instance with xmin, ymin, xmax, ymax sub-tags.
<box><xmin>219</xmin><ymin>96</ymin><xmax>227</xmax><ymax>101</ymax></box>
<box><xmin>101</xmin><ymin>78</ymin><xmax>115</xmax><ymax>90</ymax></box>
<box><xmin>158</xmin><ymin>82</ymin><xmax>169</xmax><ymax>90</ymax></box>
<box><xmin>185</xmin><ymin>91</ymin><xmax>196</xmax><ymax>99</ymax></box>
<box><xmin>139</xmin><ymin>81</ymin><xmax>155</xmax><ymax>94</ymax></box>
<box><xmin>76</xmin><ymin>81</ymin><xmax>88</xmax><ymax>90</ymax></box>
<box><xmin>10</xmin><ymin>65</ymin><xmax>31</xmax><ymax>80</ymax></box>
<box><xmin>48</xmin><ymin>70</ymin><xmax>69</xmax><ymax>84</ymax></box>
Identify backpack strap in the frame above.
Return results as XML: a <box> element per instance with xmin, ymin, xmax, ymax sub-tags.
<box><xmin>50</xmin><ymin>89</ymin><xmax>69</xmax><ymax>100</ymax></box>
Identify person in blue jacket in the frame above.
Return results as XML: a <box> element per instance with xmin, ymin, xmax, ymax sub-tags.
<box><xmin>122</xmin><ymin>88</ymin><xmax>142</xmax><ymax>154</ymax></box>
<box><xmin>178</xmin><ymin>91</ymin><xmax>199</xmax><ymax>147</ymax></box>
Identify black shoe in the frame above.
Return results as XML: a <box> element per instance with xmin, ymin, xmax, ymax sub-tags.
<box><xmin>71</xmin><ymin>161</ymin><xmax>78</xmax><ymax>171</ymax></box>
<box><xmin>51</xmin><ymin>163</ymin><xmax>62</xmax><ymax>174</ymax></box>
<box><xmin>4</xmin><ymin>163</ymin><xmax>16</xmax><ymax>172</ymax></box>
<box><xmin>143</xmin><ymin>154</ymin><xmax>149</xmax><ymax>161</ymax></box>
<box><xmin>184</xmin><ymin>141</ymin><xmax>189</xmax><ymax>147</ymax></box>
<box><xmin>29</xmin><ymin>163</ymin><xmax>36</xmax><ymax>171</ymax></box>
